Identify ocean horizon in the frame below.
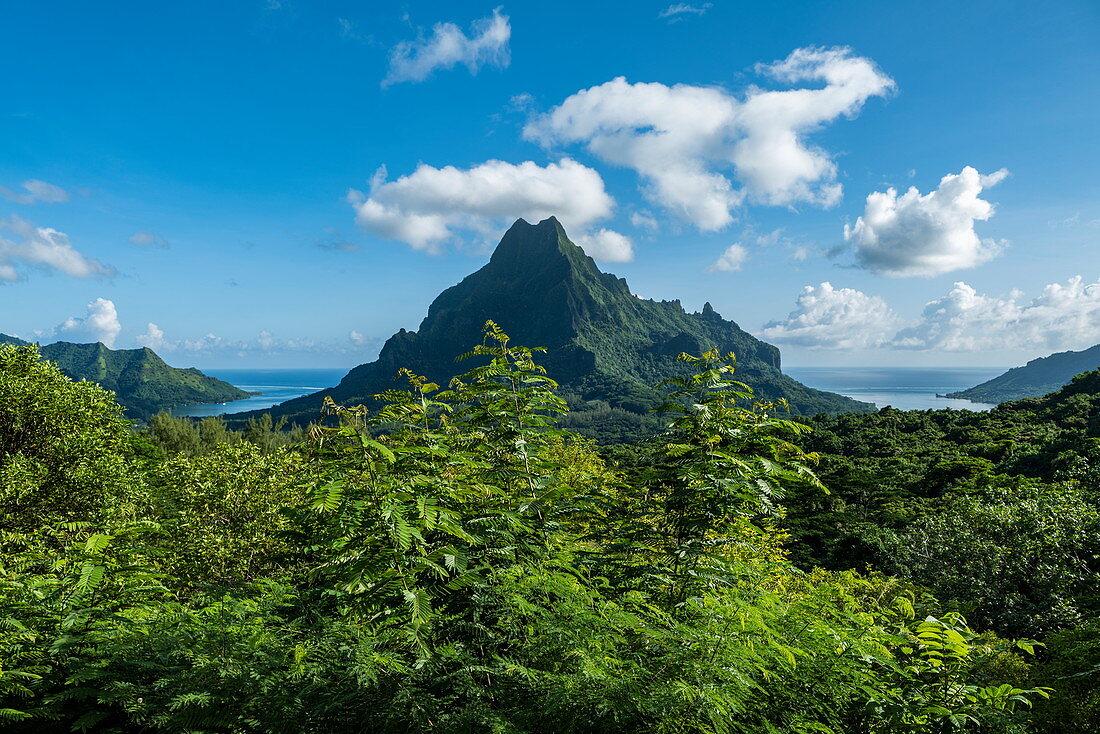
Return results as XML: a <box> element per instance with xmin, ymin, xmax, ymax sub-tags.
<box><xmin>172</xmin><ymin>365</ymin><xmax>1007</xmax><ymax>418</ymax></box>
<box><xmin>786</xmin><ymin>366</ymin><xmax>1004</xmax><ymax>411</ymax></box>
<box><xmin>171</xmin><ymin>368</ymin><xmax>348</xmax><ymax>418</ymax></box>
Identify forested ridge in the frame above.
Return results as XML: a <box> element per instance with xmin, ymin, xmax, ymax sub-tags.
<box><xmin>947</xmin><ymin>344</ymin><xmax>1100</xmax><ymax>404</ymax></box>
<box><xmin>0</xmin><ymin>336</ymin><xmax>249</xmax><ymax>419</ymax></box>
<box><xmin>1</xmin><ymin>327</ymin><xmax>1097</xmax><ymax>733</ymax></box>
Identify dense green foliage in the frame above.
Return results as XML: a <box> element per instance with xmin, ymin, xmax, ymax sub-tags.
<box><xmin>142</xmin><ymin>411</ymin><xmax>307</xmax><ymax>457</ymax></box>
<box><xmin>0</xmin><ymin>346</ymin><xmax>136</xmax><ymax>532</ymax></box>
<box><xmin>771</xmin><ymin>371</ymin><xmax>1100</xmax><ymax>731</ymax></box>
<box><xmin>230</xmin><ymin>217</ymin><xmax>871</xmax><ymax>437</ymax></box>
<box><xmin>947</xmin><ymin>344</ymin><xmax>1100</xmax><ymax>403</ymax></box>
<box><xmin>0</xmin><ymin>331</ymin><xmax>1067</xmax><ymax>733</ymax></box>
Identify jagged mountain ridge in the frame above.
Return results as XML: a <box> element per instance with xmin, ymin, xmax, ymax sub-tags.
<box><xmin>228</xmin><ymin>217</ymin><xmax>872</xmax><ymax>436</ymax></box>
<box><xmin>947</xmin><ymin>344</ymin><xmax>1100</xmax><ymax>404</ymax></box>
<box><xmin>0</xmin><ymin>337</ymin><xmax>250</xmax><ymax>419</ymax></box>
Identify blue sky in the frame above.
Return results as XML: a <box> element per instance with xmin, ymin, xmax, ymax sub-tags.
<box><xmin>1</xmin><ymin>0</ymin><xmax>1098</xmax><ymax>368</ymax></box>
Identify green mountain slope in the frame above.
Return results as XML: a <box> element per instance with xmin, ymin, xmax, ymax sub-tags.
<box><xmin>29</xmin><ymin>341</ymin><xmax>250</xmax><ymax>419</ymax></box>
<box><xmin>229</xmin><ymin>217</ymin><xmax>872</xmax><ymax>436</ymax></box>
<box><xmin>946</xmin><ymin>344</ymin><xmax>1100</xmax><ymax>404</ymax></box>
<box><xmin>0</xmin><ymin>334</ymin><xmax>30</xmax><ymax>346</ymax></box>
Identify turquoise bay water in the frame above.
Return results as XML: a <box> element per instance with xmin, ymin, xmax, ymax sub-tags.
<box><xmin>786</xmin><ymin>366</ymin><xmax>1004</xmax><ymax>412</ymax></box>
<box><xmin>171</xmin><ymin>368</ymin><xmax>347</xmax><ymax>418</ymax></box>
<box><xmin>173</xmin><ymin>366</ymin><xmax>1007</xmax><ymax>418</ymax></box>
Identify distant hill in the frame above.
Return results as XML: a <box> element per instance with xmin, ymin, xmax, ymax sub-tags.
<box><xmin>0</xmin><ymin>337</ymin><xmax>250</xmax><ymax>419</ymax></box>
<box><xmin>227</xmin><ymin>217</ymin><xmax>872</xmax><ymax>439</ymax></box>
<box><xmin>946</xmin><ymin>344</ymin><xmax>1100</xmax><ymax>404</ymax></box>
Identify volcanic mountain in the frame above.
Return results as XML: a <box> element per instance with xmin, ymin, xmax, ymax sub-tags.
<box><xmin>229</xmin><ymin>217</ymin><xmax>872</xmax><ymax>438</ymax></box>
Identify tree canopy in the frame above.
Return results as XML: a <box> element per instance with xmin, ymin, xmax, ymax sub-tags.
<box><xmin>3</xmin><ymin>333</ymin><xmax>1092</xmax><ymax>732</ymax></box>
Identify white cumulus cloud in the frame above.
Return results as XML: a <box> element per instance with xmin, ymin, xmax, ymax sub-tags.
<box><xmin>55</xmin><ymin>298</ymin><xmax>122</xmax><ymax>348</ymax></box>
<box><xmin>348</xmin><ymin>158</ymin><xmax>630</xmax><ymax>261</ymax></box>
<box><xmin>0</xmin><ymin>179</ymin><xmax>70</xmax><ymax>205</ymax></box>
<box><xmin>894</xmin><ymin>277</ymin><xmax>1100</xmax><ymax>352</ymax></box>
<box><xmin>524</xmin><ymin>46</ymin><xmax>894</xmax><ymax>230</ymax></box>
<box><xmin>573</xmin><ymin>229</ymin><xmax>634</xmax><ymax>262</ymax></box>
<box><xmin>710</xmin><ymin>243</ymin><xmax>748</xmax><ymax>272</ymax></box>
<box><xmin>761</xmin><ymin>282</ymin><xmax>898</xmax><ymax>349</ymax></box>
<box><xmin>847</xmin><ymin>166</ymin><xmax>1009</xmax><ymax>277</ymax></box>
<box><xmin>383</xmin><ymin>7</ymin><xmax>510</xmax><ymax>87</ymax></box>
<box><xmin>0</xmin><ymin>216</ymin><xmax>114</xmax><ymax>283</ymax></box>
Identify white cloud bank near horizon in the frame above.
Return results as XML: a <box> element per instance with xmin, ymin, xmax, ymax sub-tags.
<box><xmin>133</xmin><ymin>319</ymin><xmax>384</xmax><ymax>359</ymax></box>
<box><xmin>348</xmin><ymin>158</ymin><xmax>634</xmax><ymax>261</ymax></box>
<box><xmin>383</xmin><ymin>7</ymin><xmax>510</xmax><ymax>87</ymax></box>
<box><xmin>136</xmin><ymin>323</ymin><xmax>348</xmax><ymax>357</ymax></box>
<box><xmin>765</xmin><ymin>276</ymin><xmax>1100</xmax><ymax>354</ymax></box>
<box><xmin>13</xmin><ymin>299</ymin><xmax>379</xmax><ymax>362</ymax></box>
<box><xmin>894</xmin><ymin>276</ymin><xmax>1100</xmax><ymax>351</ymax></box>
<box><xmin>524</xmin><ymin>46</ymin><xmax>894</xmax><ymax>231</ymax></box>
<box><xmin>847</xmin><ymin>166</ymin><xmax>1009</xmax><ymax>277</ymax></box>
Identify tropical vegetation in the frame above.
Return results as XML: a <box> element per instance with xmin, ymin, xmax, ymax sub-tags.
<box><xmin>6</xmin><ymin>320</ymin><xmax>1095</xmax><ymax>732</ymax></box>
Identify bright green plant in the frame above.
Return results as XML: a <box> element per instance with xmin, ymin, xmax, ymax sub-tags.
<box><xmin>145</xmin><ymin>442</ymin><xmax>310</xmax><ymax>590</ymax></box>
<box><xmin>0</xmin><ymin>345</ymin><xmax>138</xmax><ymax>535</ymax></box>
<box><xmin>0</xmin><ymin>329</ymin><xmax>1063</xmax><ymax>733</ymax></box>
<box><xmin>596</xmin><ymin>349</ymin><xmax>821</xmax><ymax>605</ymax></box>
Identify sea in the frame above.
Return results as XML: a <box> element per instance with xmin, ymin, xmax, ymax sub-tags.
<box><xmin>173</xmin><ymin>366</ymin><xmax>1005</xmax><ymax>418</ymax></box>
<box><xmin>786</xmin><ymin>366</ymin><xmax>1004</xmax><ymax>412</ymax></box>
<box><xmin>171</xmin><ymin>368</ymin><xmax>348</xmax><ymax>418</ymax></box>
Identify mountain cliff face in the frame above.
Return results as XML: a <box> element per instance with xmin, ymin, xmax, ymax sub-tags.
<box><xmin>0</xmin><ymin>338</ymin><xmax>250</xmax><ymax>419</ymax></box>
<box><xmin>230</xmin><ymin>217</ymin><xmax>872</xmax><ymax>436</ymax></box>
<box><xmin>947</xmin><ymin>344</ymin><xmax>1100</xmax><ymax>404</ymax></box>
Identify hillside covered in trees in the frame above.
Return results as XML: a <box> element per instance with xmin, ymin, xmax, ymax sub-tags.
<box><xmin>948</xmin><ymin>344</ymin><xmax>1100</xmax><ymax>404</ymax></box>
<box><xmin>228</xmin><ymin>217</ymin><xmax>871</xmax><ymax>440</ymax></box>
<box><xmin>0</xmin><ymin>335</ymin><xmax>249</xmax><ymax>418</ymax></box>
<box><xmin>4</xmin><ymin>329</ymin><xmax>1098</xmax><ymax>732</ymax></box>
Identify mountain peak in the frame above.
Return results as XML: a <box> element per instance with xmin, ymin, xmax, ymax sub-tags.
<box><xmin>489</xmin><ymin>216</ymin><xmax>574</xmax><ymax>269</ymax></box>
<box><xmin>229</xmin><ymin>217</ymin><xmax>873</xmax><ymax>432</ymax></box>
